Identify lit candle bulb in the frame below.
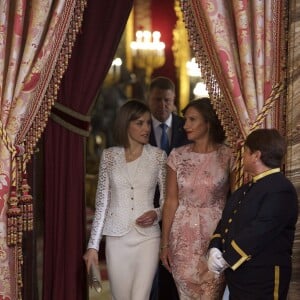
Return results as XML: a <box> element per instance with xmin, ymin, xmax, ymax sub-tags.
<box><xmin>152</xmin><ymin>31</ymin><xmax>161</xmax><ymax>44</ymax></box>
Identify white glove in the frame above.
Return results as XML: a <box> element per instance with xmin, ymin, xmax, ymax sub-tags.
<box><xmin>207</xmin><ymin>248</ymin><xmax>228</xmax><ymax>274</ymax></box>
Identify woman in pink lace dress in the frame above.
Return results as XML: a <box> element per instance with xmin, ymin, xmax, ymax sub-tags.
<box><xmin>160</xmin><ymin>98</ymin><xmax>235</xmax><ymax>299</ymax></box>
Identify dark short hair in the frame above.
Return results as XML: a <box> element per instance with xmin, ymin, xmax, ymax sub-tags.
<box><xmin>182</xmin><ymin>98</ymin><xmax>226</xmax><ymax>144</ymax></box>
<box><xmin>244</xmin><ymin>128</ymin><xmax>286</xmax><ymax>168</ymax></box>
<box><xmin>113</xmin><ymin>99</ymin><xmax>150</xmax><ymax>147</ymax></box>
<box><xmin>149</xmin><ymin>76</ymin><xmax>175</xmax><ymax>92</ymax></box>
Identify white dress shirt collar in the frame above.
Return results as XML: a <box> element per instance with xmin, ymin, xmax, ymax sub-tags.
<box><xmin>151</xmin><ymin>114</ymin><xmax>172</xmax><ymax>129</ymax></box>
<box><xmin>151</xmin><ymin>114</ymin><xmax>173</xmax><ymax>148</ymax></box>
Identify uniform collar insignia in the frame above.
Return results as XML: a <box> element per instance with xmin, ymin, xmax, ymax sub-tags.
<box><xmin>252</xmin><ymin>168</ymin><xmax>281</xmax><ymax>183</ymax></box>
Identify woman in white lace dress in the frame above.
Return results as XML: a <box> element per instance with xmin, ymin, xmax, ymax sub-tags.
<box><xmin>83</xmin><ymin>100</ymin><xmax>167</xmax><ymax>300</ymax></box>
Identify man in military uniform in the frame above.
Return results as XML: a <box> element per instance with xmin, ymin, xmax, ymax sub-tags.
<box><xmin>208</xmin><ymin>128</ymin><xmax>298</xmax><ymax>300</ymax></box>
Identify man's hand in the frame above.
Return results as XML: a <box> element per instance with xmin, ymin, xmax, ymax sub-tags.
<box><xmin>207</xmin><ymin>248</ymin><xmax>229</xmax><ymax>274</ymax></box>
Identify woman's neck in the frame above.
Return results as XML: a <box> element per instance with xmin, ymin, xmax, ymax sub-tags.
<box><xmin>125</xmin><ymin>143</ymin><xmax>143</xmax><ymax>162</ymax></box>
<box><xmin>192</xmin><ymin>139</ymin><xmax>217</xmax><ymax>153</ymax></box>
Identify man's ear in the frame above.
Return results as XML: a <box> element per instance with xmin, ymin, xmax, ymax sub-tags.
<box><xmin>254</xmin><ymin>150</ymin><xmax>262</xmax><ymax>161</ymax></box>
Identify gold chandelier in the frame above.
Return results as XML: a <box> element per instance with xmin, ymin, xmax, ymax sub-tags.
<box><xmin>130</xmin><ymin>30</ymin><xmax>166</xmax><ymax>85</ymax></box>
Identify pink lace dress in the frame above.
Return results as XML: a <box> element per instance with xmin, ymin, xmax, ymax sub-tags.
<box><xmin>167</xmin><ymin>144</ymin><xmax>234</xmax><ymax>300</ymax></box>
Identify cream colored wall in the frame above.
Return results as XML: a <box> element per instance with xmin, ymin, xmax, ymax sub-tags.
<box><xmin>286</xmin><ymin>0</ymin><xmax>300</xmax><ymax>298</ymax></box>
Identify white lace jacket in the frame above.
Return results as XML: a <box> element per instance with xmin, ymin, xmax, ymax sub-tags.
<box><xmin>88</xmin><ymin>144</ymin><xmax>167</xmax><ymax>251</ymax></box>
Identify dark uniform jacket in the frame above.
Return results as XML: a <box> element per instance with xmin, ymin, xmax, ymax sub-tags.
<box><xmin>209</xmin><ymin>169</ymin><xmax>298</xmax><ymax>300</ymax></box>
<box><xmin>209</xmin><ymin>171</ymin><xmax>298</xmax><ymax>270</ymax></box>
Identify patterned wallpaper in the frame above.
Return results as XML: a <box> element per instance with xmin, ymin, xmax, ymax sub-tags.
<box><xmin>286</xmin><ymin>0</ymin><xmax>300</xmax><ymax>298</ymax></box>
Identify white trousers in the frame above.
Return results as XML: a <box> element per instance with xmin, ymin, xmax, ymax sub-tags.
<box><xmin>105</xmin><ymin>229</ymin><xmax>160</xmax><ymax>300</ymax></box>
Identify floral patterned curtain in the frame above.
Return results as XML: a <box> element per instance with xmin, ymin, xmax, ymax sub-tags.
<box><xmin>180</xmin><ymin>0</ymin><xmax>287</xmax><ymax>184</ymax></box>
<box><xmin>0</xmin><ymin>1</ymin><xmax>85</xmax><ymax>299</ymax></box>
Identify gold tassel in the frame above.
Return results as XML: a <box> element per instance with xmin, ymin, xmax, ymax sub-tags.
<box><xmin>7</xmin><ymin>187</ymin><xmax>22</xmax><ymax>246</ymax></box>
<box><xmin>20</xmin><ymin>175</ymin><xmax>33</xmax><ymax>231</ymax></box>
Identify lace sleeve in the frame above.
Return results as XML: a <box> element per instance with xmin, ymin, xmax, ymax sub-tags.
<box><xmin>154</xmin><ymin>150</ymin><xmax>167</xmax><ymax>221</ymax></box>
<box><xmin>87</xmin><ymin>149</ymin><xmax>110</xmax><ymax>251</ymax></box>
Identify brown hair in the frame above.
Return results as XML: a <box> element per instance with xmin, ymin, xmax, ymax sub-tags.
<box><xmin>182</xmin><ymin>98</ymin><xmax>226</xmax><ymax>144</ymax></box>
<box><xmin>149</xmin><ymin>76</ymin><xmax>175</xmax><ymax>92</ymax></box>
<box><xmin>113</xmin><ymin>99</ymin><xmax>150</xmax><ymax>147</ymax></box>
<box><xmin>244</xmin><ymin>128</ymin><xmax>286</xmax><ymax>168</ymax></box>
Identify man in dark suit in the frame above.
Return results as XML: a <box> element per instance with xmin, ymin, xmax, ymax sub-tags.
<box><xmin>148</xmin><ymin>76</ymin><xmax>189</xmax><ymax>300</ymax></box>
<box><xmin>148</xmin><ymin>76</ymin><xmax>188</xmax><ymax>155</ymax></box>
<box><xmin>208</xmin><ymin>128</ymin><xmax>298</xmax><ymax>300</ymax></box>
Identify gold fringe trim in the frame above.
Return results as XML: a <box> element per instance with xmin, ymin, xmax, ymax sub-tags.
<box><xmin>22</xmin><ymin>0</ymin><xmax>87</xmax><ymax>165</ymax></box>
<box><xmin>180</xmin><ymin>1</ymin><xmax>288</xmax><ymax>190</ymax></box>
<box><xmin>0</xmin><ymin>1</ymin><xmax>87</xmax><ymax>299</ymax></box>
<box><xmin>179</xmin><ymin>1</ymin><xmax>244</xmax><ymax>151</ymax></box>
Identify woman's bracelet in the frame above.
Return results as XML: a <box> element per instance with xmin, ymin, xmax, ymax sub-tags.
<box><xmin>160</xmin><ymin>244</ymin><xmax>169</xmax><ymax>250</ymax></box>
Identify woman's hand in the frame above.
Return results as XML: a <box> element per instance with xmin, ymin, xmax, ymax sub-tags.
<box><xmin>160</xmin><ymin>246</ymin><xmax>172</xmax><ymax>273</ymax></box>
<box><xmin>83</xmin><ymin>248</ymin><xmax>99</xmax><ymax>274</ymax></box>
<box><xmin>136</xmin><ymin>210</ymin><xmax>157</xmax><ymax>227</ymax></box>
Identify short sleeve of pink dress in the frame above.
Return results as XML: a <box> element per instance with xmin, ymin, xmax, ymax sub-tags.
<box><xmin>166</xmin><ymin>143</ymin><xmax>233</xmax><ymax>299</ymax></box>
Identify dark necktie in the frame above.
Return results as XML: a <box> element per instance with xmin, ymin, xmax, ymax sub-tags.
<box><xmin>160</xmin><ymin>123</ymin><xmax>169</xmax><ymax>153</ymax></box>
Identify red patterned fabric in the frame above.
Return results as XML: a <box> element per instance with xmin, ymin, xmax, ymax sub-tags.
<box><xmin>0</xmin><ymin>1</ymin><xmax>80</xmax><ymax>298</ymax></box>
<box><xmin>181</xmin><ymin>0</ymin><xmax>286</xmax><ymax>142</ymax></box>
<box><xmin>181</xmin><ymin>0</ymin><xmax>287</xmax><ymax>187</ymax></box>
